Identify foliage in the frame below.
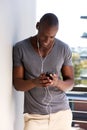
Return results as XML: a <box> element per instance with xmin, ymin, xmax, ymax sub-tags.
<box><xmin>72</xmin><ymin>52</ymin><xmax>82</xmax><ymax>85</ymax></box>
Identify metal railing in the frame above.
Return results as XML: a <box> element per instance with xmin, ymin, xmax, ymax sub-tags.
<box><xmin>66</xmin><ymin>91</ymin><xmax>87</xmax><ymax>130</ymax></box>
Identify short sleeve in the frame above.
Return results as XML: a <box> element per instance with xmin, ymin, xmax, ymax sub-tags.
<box><xmin>13</xmin><ymin>44</ymin><xmax>23</xmax><ymax>67</ymax></box>
<box><xmin>63</xmin><ymin>45</ymin><xmax>73</xmax><ymax>66</ymax></box>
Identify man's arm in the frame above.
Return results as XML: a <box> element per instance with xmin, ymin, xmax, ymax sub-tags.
<box><xmin>13</xmin><ymin>66</ymin><xmax>57</xmax><ymax>91</ymax></box>
<box><xmin>55</xmin><ymin>66</ymin><xmax>74</xmax><ymax>92</ymax></box>
<box><xmin>13</xmin><ymin>66</ymin><xmax>40</xmax><ymax>91</ymax></box>
<box><xmin>48</xmin><ymin>66</ymin><xmax>74</xmax><ymax>92</ymax></box>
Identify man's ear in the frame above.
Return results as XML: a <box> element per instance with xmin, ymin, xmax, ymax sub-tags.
<box><xmin>36</xmin><ymin>22</ymin><xmax>40</xmax><ymax>30</ymax></box>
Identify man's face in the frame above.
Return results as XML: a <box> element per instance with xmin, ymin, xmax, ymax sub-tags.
<box><xmin>37</xmin><ymin>23</ymin><xmax>58</xmax><ymax>48</ymax></box>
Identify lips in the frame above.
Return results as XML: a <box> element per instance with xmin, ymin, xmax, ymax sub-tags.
<box><xmin>42</xmin><ymin>42</ymin><xmax>49</xmax><ymax>47</ymax></box>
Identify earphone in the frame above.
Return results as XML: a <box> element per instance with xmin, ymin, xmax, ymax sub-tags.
<box><xmin>37</xmin><ymin>26</ymin><xmax>39</xmax><ymax>30</ymax></box>
<box><xmin>36</xmin><ymin>22</ymin><xmax>40</xmax><ymax>30</ymax></box>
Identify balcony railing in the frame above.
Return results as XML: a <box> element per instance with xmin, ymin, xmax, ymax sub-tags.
<box><xmin>66</xmin><ymin>89</ymin><xmax>87</xmax><ymax>130</ymax></box>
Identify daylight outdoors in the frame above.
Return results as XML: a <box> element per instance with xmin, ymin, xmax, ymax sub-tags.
<box><xmin>36</xmin><ymin>0</ymin><xmax>87</xmax><ymax>129</ymax></box>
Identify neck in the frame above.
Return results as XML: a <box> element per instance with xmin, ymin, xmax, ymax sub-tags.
<box><xmin>37</xmin><ymin>40</ymin><xmax>54</xmax><ymax>58</ymax></box>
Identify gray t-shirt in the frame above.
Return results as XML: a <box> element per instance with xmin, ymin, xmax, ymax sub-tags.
<box><xmin>13</xmin><ymin>37</ymin><xmax>72</xmax><ymax>114</ymax></box>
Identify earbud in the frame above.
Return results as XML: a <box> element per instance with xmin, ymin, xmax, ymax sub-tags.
<box><xmin>36</xmin><ymin>22</ymin><xmax>40</xmax><ymax>30</ymax></box>
<box><xmin>37</xmin><ymin>26</ymin><xmax>39</xmax><ymax>30</ymax></box>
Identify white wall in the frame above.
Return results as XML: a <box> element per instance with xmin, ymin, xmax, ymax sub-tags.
<box><xmin>0</xmin><ymin>0</ymin><xmax>36</xmax><ymax>130</ymax></box>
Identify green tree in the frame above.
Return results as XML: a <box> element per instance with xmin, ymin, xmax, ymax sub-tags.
<box><xmin>72</xmin><ymin>52</ymin><xmax>82</xmax><ymax>85</ymax></box>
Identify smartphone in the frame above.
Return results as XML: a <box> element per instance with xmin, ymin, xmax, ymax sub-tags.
<box><xmin>46</xmin><ymin>72</ymin><xmax>53</xmax><ymax>80</ymax></box>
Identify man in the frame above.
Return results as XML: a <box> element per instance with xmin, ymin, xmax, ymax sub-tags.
<box><xmin>13</xmin><ymin>13</ymin><xmax>74</xmax><ymax>130</ymax></box>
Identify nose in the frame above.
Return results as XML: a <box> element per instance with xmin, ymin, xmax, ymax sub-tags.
<box><xmin>44</xmin><ymin>37</ymin><xmax>50</xmax><ymax>43</ymax></box>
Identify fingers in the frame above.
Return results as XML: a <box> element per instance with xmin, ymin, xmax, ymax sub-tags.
<box><xmin>38</xmin><ymin>73</ymin><xmax>58</xmax><ymax>87</ymax></box>
<box><xmin>38</xmin><ymin>73</ymin><xmax>50</xmax><ymax>87</ymax></box>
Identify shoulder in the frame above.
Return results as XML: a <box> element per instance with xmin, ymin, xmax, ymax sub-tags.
<box><xmin>55</xmin><ymin>38</ymin><xmax>71</xmax><ymax>52</ymax></box>
<box><xmin>55</xmin><ymin>38</ymin><xmax>69</xmax><ymax>48</ymax></box>
<box><xmin>14</xmin><ymin>37</ymin><xmax>30</xmax><ymax>49</ymax></box>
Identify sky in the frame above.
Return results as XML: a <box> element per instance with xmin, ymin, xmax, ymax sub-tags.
<box><xmin>36</xmin><ymin>0</ymin><xmax>87</xmax><ymax>47</ymax></box>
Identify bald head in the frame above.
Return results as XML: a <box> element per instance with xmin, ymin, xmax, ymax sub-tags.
<box><xmin>36</xmin><ymin>13</ymin><xmax>59</xmax><ymax>46</ymax></box>
<box><xmin>39</xmin><ymin>13</ymin><xmax>59</xmax><ymax>27</ymax></box>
